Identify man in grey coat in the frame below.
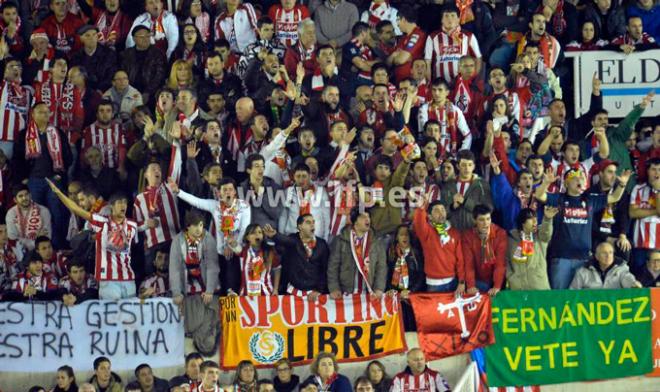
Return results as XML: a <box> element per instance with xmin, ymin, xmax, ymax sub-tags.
<box><xmin>328</xmin><ymin>209</ymin><xmax>387</xmax><ymax>300</ymax></box>
<box><xmin>169</xmin><ymin>211</ymin><xmax>220</xmax><ymax>355</ymax></box>
<box><xmin>570</xmin><ymin>242</ymin><xmax>642</xmax><ymax>289</ymax></box>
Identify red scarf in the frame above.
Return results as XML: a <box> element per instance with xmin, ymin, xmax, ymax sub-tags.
<box><xmin>391</xmin><ymin>245</ymin><xmax>410</xmax><ymax>289</ymax></box>
<box><xmin>350</xmin><ymin>230</ymin><xmax>372</xmax><ymax>293</ymax></box>
<box><xmin>25</xmin><ymin>120</ymin><xmax>64</xmax><ymax>170</ymax></box>
<box><xmin>244</xmin><ymin>247</ymin><xmax>266</xmax><ymax>296</ymax></box>
<box><xmin>429</xmin><ymin>101</ymin><xmax>458</xmax><ymax>156</ymax></box>
<box><xmin>477</xmin><ymin>228</ymin><xmax>495</xmax><ymax>266</ymax></box>
<box><xmin>107</xmin><ymin>218</ymin><xmax>129</xmax><ymax>251</ymax></box>
<box><xmin>302</xmin><ymin>236</ymin><xmax>316</xmax><ymax>259</ymax></box>
<box><xmin>220</xmin><ymin>200</ymin><xmax>238</xmax><ymax>237</ymax></box>
<box><xmin>456</xmin><ymin>0</ymin><xmax>475</xmax><ymax>24</ymax></box>
<box><xmin>297</xmin><ymin>186</ymin><xmax>315</xmax><ymax>216</ymax></box>
<box><xmin>367</xmin><ymin>1</ymin><xmax>389</xmax><ymax>28</ymax></box>
<box><xmin>144</xmin><ymin>185</ymin><xmax>163</xmax><ymax>217</ymax></box>
<box><xmin>36</xmin><ymin>77</ymin><xmax>82</xmax><ymax>136</ymax></box>
<box><xmin>538</xmin><ymin>0</ymin><xmax>566</xmax><ymax>36</ymax></box>
<box><xmin>184</xmin><ymin>232</ymin><xmax>205</xmax><ymax>288</ymax></box>
<box><xmin>96</xmin><ymin>9</ymin><xmax>123</xmax><ymax>44</ymax></box>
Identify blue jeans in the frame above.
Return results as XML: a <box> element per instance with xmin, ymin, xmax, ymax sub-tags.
<box><xmin>427</xmin><ymin>278</ymin><xmax>458</xmax><ymax>293</ymax></box>
<box><xmin>550</xmin><ymin>258</ymin><xmax>587</xmax><ymax>289</ymax></box>
<box><xmin>476</xmin><ymin>280</ymin><xmax>492</xmax><ymax>292</ymax></box>
<box><xmin>27</xmin><ymin>177</ymin><xmax>68</xmax><ymax>249</ymax></box>
<box><xmin>99</xmin><ymin>281</ymin><xmax>137</xmax><ymax>300</ymax></box>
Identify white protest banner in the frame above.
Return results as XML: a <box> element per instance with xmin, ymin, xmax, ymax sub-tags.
<box><xmin>0</xmin><ymin>298</ymin><xmax>184</xmax><ymax>372</ymax></box>
<box><xmin>566</xmin><ymin>49</ymin><xmax>659</xmax><ymax>118</ymax></box>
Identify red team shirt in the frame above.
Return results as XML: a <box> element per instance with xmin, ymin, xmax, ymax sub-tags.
<box><xmin>133</xmin><ymin>184</ymin><xmax>181</xmax><ymax>249</ymax></box>
<box><xmin>268</xmin><ymin>4</ymin><xmax>310</xmax><ymax>47</ymax></box>
<box><xmin>90</xmin><ymin>213</ymin><xmax>138</xmax><ymax>282</ymax></box>
<box><xmin>394</xmin><ymin>27</ymin><xmax>426</xmax><ymax>83</ymax></box>
<box><xmin>81</xmin><ymin>122</ymin><xmax>127</xmax><ymax>170</ymax></box>
<box><xmin>630</xmin><ymin>183</ymin><xmax>659</xmax><ymax>250</ymax></box>
<box><xmin>424</xmin><ymin>29</ymin><xmax>481</xmax><ymax>83</ymax></box>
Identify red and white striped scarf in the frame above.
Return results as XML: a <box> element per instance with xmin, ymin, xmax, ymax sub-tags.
<box><xmin>367</xmin><ymin>1</ymin><xmax>389</xmax><ymax>28</ymax></box>
<box><xmin>25</xmin><ymin>120</ymin><xmax>64</xmax><ymax>170</ymax></box>
<box><xmin>350</xmin><ymin>229</ymin><xmax>372</xmax><ymax>293</ymax></box>
<box><xmin>16</xmin><ymin>202</ymin><xmax>43</xmax><ymax>241</ymax></box>
<box><xmin>429</xmin><ymin>102</ymin><xmax>458</xmax><ymax>156</ymax></box>
<box><xmin>36</xmin><ymin>77</ymin><xmax>82</xmax><ymax>135</ymax></box>
<box><xmin>96</xmin><ymin>9</ymin><xmax>123</xmax><ymax>45</ymax></box>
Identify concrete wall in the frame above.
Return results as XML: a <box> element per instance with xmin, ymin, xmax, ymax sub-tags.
<box><xmin>2</xmin><ymin>333</ymin><xmax>659</xmax><ymax>391</ymax></box>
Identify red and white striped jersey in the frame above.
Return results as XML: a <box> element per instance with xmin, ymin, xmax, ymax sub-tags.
<box><xmin>489</xmin><ymin>387</ymin><xmax>540</xmax><ymax>392</ymax></box>
<box><xmin>418</xmin><ymin>102</ymin><xmax>472</xmax><ymax>155</ymax></box>
<box><xmin>238</xmin><ymin>246</ymin><xmax>280</xmax><ymax>296</ymax></box>
<box><xmin>0</xmin><ymin>80</ymin><xmax>30</xmax><ymax>142</ymax></box>
<box><xmin>12</xmin><ymin>271</ymin><xmax>58</xmax><ymax>294</ymax></box>
<box><xmin>390</xmin><ymin>368</ymin><xmax>451</xmax><ymax>392</ymax></box>
<box><xmin>630</xmin><ymin>183</ymin><xmax>659</xmax><ymax>250</ymax></box>
<box><xmin>89</xmin><ymin>213</ymin><xmax>138</xmax><ymax>282</ymax></box>
<box><xmin>81</xmin><ymin>122</ymin><xmax>126</xmax><ymax>169</ymax></box>
<box><xmin>42</xmin><ymin>251</ymin><xmax>69</xmax><ymax>279</ymax></box>
<box><xmin>134</xmin><ymin>183</ymin><xmax>181</xmax><ymax>249</ymax></box>
<box><xmin>139</xmin><ymin>273</ymin><xmax>169</xmax><ymax>297</ymax></box>
<box><xmin>214</xmin><ymin>3</ymin><xmax>258</xmax><ymax>54</ymax></box>
<box><xmin>424</xmin><ymin>29</ymin><xmax>481</xmax><ymax>83</ymax></box>
<box><xmin>190</xmin><ymin>383</ymin><xmax>223</xmax><ymax>392</ymax></box>
<box><xmin>268</xmin><ymin>5</ymin><xmax>310</xmax><ymax>47</ymax></box>
<box><xmin>0</xmin><ymin>240</ymin><xmax>22</xmax><ymax>289</ymax></box>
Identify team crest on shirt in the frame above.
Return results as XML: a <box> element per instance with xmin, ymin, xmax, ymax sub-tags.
<box><xmin>248</xmin><ymin>331</ymin><xmax>285</xmax><ymax>363</ymax></box>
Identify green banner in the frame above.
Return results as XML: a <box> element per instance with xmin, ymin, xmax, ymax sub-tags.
<box><xmin>486</xmin><ymin>289</ymin><xmax>652</xmax><ymax>386</ymax></box>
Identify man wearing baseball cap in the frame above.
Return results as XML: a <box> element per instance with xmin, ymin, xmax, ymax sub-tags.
<box><xmin>70</xmin><ymin>25</ymin><xmax>117</xmax><ymax>91</ymax></box>
<box><xmin>586</xmin><ymin>159</ymin><xmax>633</xmax><ymax>261</ymax></box>
<box><xmin>535</xmin><ymin>164</ymin><xmax>632</xmax><ymax>289</ymax></box>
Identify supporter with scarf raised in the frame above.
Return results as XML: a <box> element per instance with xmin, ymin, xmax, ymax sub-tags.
<box><xmin>90</xmin><ymin>0</ymin><xmax>133</xmax><ymax>50</ymax></box>
<box><xmin>361</xmin><ymin>0</ymin><xmax>400</xmax><ymax>35</ymax></box>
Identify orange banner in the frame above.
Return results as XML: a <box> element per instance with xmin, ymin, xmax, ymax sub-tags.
<box><xmin>220</xmin><ymin>294</ymin><xmax>407</xmax><ymax>369</ymax></box>
<box><xmin>649</xmin><ymin>289</ymin><xmax>660</xmax><ymax>376</ymax></box>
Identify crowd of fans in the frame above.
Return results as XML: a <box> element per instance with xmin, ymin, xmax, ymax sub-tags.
<box><xmin>0</xmin><ymin>0</ymin><xmax>658</xmax><ymax>390</ymax></box>
<box><xmin>24</xmin><ymin>349</ymin><xmax>449</xmax><ymax>392</ymax></box>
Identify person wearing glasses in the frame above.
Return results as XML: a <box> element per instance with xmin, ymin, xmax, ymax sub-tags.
<box><xmin>273</xmin><ymin>359</ymin><xmax>299</xmax><ymax>392</ymax></box>
<box><xmin>635</xmin><ymin>250</ymin><xmax>660</xmax><ymax>287</ymax></box>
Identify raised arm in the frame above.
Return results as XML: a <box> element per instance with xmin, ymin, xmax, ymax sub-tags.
<box><xmin>607</xmin><ymin>170</ymin><xmax>631</xmax><ymax>205</ymax></box>
<box><xmin>46</xmin><ymin>179</ymin><xmax>92</xmax><ymax>221</ymax></box>
<box><xmin>168</xmin><ymin>177</ymin><xmax>217</xmax><ymax>213</ymax></box>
